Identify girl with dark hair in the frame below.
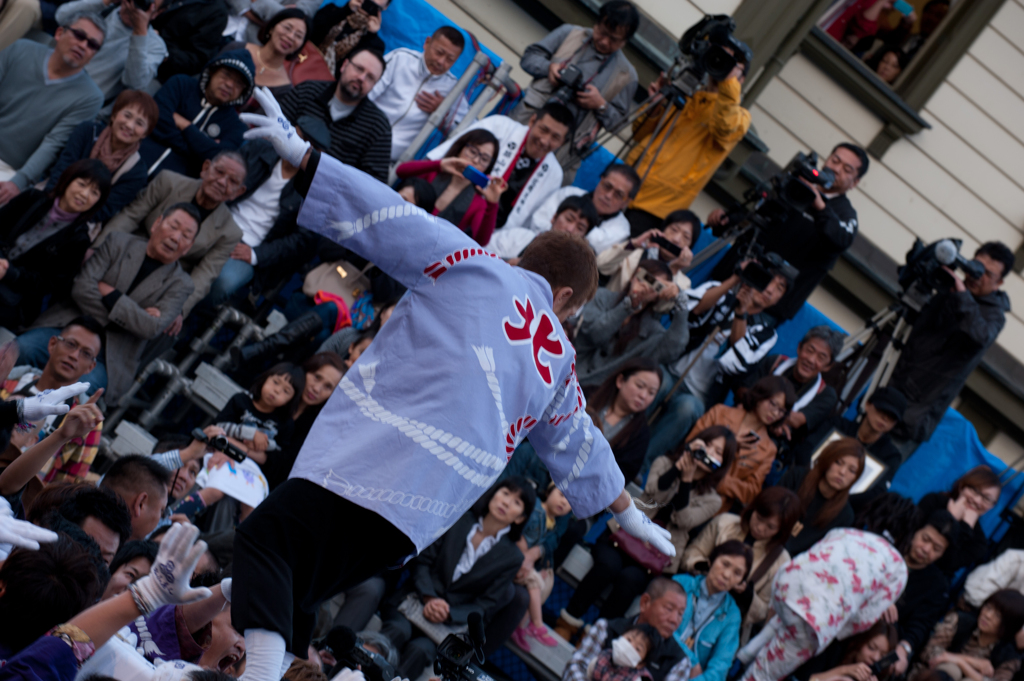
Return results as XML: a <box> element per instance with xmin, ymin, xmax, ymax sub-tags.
<box><xmin>576</xmin><ymin>260</ymin><xmax>691</xmax><ymax>388</ymax></box>
<box><xmin>688</xmin><ymin>375</ymin><xmax>795</xmax><ymax>513</ymax></box>
<box><xmin>683</xmin><ymin>486</ymin><xmax>801</xmax><ymax>640</ymax></box>
<box><xmin>792</xmin><ymin>620</ymin><xmax>899</xmax><ymax>681</ymax></box>
<box><xmin>226</xmin><ymin>9</ymin><xmax>309</xmax><ymax>110</ymax></box>
<box><xmin>0</xmin><ymin>159</ymin><xmax>112</xmax><ymax>330</ymax></box>
<box><xmin>919</xmin><ymin>466</ymin><xmax>1001</xmax><ymax>577</ymax></box>
<box><xmin>584</xmin><ymin>357</ymin><xmax>663</xmax><ymax>483</ymax></box>
<box><xmin>216</xmin><ymin>362</ymin><xmax>305</xmax><ymax>468</ymax></box>
<box><xmin>395</xmin><ymin>128</ymin><xmax>507</xmax><ymax>245</ymax></box>
<box><xmin>779</xmin><ymin>438</ymin><xmax>865</xmax><ymax>556</ymax></box>
<box><xmin>381</xmin><ymin>476</ymin><xmax>534</xmax><ymax>679</ymax></box>
<box><xmin>912</xmin><ymin>589</ymin><xmax>1024</xmax><ymax>681</ymax></box>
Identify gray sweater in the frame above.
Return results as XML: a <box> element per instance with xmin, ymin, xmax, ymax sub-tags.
<box><xmin>0</xmin><ymin>40</ymin><xmax>103</xmax><ymax>188</ymax></box>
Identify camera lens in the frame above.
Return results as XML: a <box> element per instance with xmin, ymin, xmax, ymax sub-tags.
<box><xmin>702</xmin><ymin>44</ymin><xmax>737</xmax><ymax>81</ymax></box>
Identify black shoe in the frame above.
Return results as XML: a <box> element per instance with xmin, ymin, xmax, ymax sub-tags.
<box><xmin>237</xmin><ymin>311</ymin><xmax>324</xmax><ymax>365</ymax></box>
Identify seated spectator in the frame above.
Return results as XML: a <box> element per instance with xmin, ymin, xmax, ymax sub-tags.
<box><xmin>395</xmin><ymin>177</ymin><xmax>437</xmax><ymax>210</ymax></box>
<box><xmin>673</xmin><ymin>541</ymin><xmax>749</xmax><ymax>681</ymax></box>
<box><xmin>99</xmin><ymin>454</ymin><xmax>172</xmax><ymax>539</ymax></box>
<box><xmin>911</xmin><ymin>590</ymin><xmax>1024</xmax><ymax>681</ymax></box>
<box><xmin>597</xmin><ymin>210</ymin><xmax>699</xmax><ymax>311</ymax></box>
<box><xmin>369</xmin><ymin>26</ymin><xmax>470</xmax><ymax>161</ymax></box>
<box><xmin>216</xmin><ymin>362</ymin><xmax>303</xmax><ymax>470</ymax></box>
<box><xmin>54</xmin><ymin>486</ymin><xmax>132</xmax><ymax>565</ymax></box>
<box><xmin>826</xmin><ymin>0</ymin><xmax>914</xmax><ymax>49</ymax></box>
<box><xmin>0</xmin><ymin>16</ymin><xmax>104</xmax><ymax>206</ymax></box>
<box><xmin>98</xmin><ymin>153</ymin><xmax>247</xmax><ymax>325</ymax></box>
<box><xmin>918</xmin><ymin>466</ymin><xmax>1001</xmax><ymax>578</ymax></box>
<box><xmin>0</xmin><ymin>161</ymin><xmax>111</xmax><ymax>330</ymax></box>
<box><xmin>646</xmin><ymin>259</ymin><xmax>792</xmax><ymax>466</ymax></box>
<box><xmin>683</xmin><ymin>487</ymin><xmax>800</xmax><ymax>640</ymax></box>
<box><xmin>964</xmin><ymin>549</ymin><xmax>1024</xmax><ymax>612</ymax></box>
<box><xmin>778</xmin><ymin>438</ymin><xmax>865</xmax><ymax>556</ymax></box>
<box><xmin>381</xmin><ymin>477</ymin><xmax>534</xmax><ymax>679</ymax></box>
<box><xmin>870</xmin><ymin>0</ymin><xmax>950</xmax><ymax>62</ymax></box>
<box><xmin>528</xmin><ymin>163</ymin><xmax>641</xmax><ymax>254</ymax></box>
<box><xmin>142</xmin><ymin>50</ymin><xmax>255</xmax><ymax>178</ymax></box>
<box><xmin>203</xmin><ymin>119</ymin><xmax>328</xmax><ymax>309</ymax></box>
<box><xmin>510</xmin><ymin>482</ymin><xmax>573</xmax><ymax>651</ymax></box>
<box><xmin>0</xmin><ymin>535</ymin><xmax>103</xmax><ymax>664</ymax></box>
<box><xmin>25</xmin><ymin>205</ymin><xmax>198</xmax><ymax>404</ymax></box>
<box><xmin>427</xmin><ymin>103</ymin><xmax>573</xmax><ymax>230</ymax></box>
<box><xmin>791</xmin><ymin>386</ymin><xmax>907</xmax><ymax>511</ymax></box>
<box><xmin>53</xmin><ymin>0</ymin><xmax>167</xmax><ymax>103</ymax></box>
<box><xmin>584</xmin><ymin>358</ymin><xmax>662</xmax><ymax>483</ymax></box>
<box><xmin>309</xmin><ymin>0</ymin><xmax>387</xmax><ymax>80</ymax></box>
<box><xmin>151</xmin><ymin>0</ymin><xmax>229</xmax><ymax>82</ymax></box>
<box><xmin>689</xmin><ymin>375</ymin><xmax>795</xmax><ymax>513</ymax></box>
<box><xmin>45</xmin><ymin>91</ymin><xmax>158</xmax><ymax>227</ymax></box>
<box><xmin>262</xmin><ymin>352</ymin><xmax>344</xmax><ymax>490</ymax></box>
<box><xmin>280</xmin><ymin>47</ymin><xmax>392</xmax><ymax>182</ymax></box>
<box><xmin>490</xmin><ymin>195</ymin><xmax>599</xmax><ymax>266</ymax></box>
<box><xmin>790</xmin><ymin>620</ymin><xmax>899</xmax><ymax>681</ymax></box>
<box><xmin>228</xmin><ymin>9</ymin><xmax>309</xmax><ymax>107</ymax></box>
<box><xmin>589</xmin><ymin>624</ymin><xmax>664</xmax><ymax>681</ymax></box>
<box><xmin>735</xmin><ymin>325</ymin><xmax>843</xmax><ymax>452</ymax></box>
<box><xmin>562</xmin><ymin>578</ymin><xmax>691</xmax><ymax>681</ymax></box>
<box><xmin>575</xmin><ymin>260</ymin><xmax>689</xmax><ymax>388</ymax></box>
<box><xmin>395</xmin><ymin>128</ymin><xmax>505</xmax><ymax>246</ymax></box>
<box><xmin>867</xmin><ymin>46</ymin><xmax>907</xmax><ymax>84</ymax></box>
<box><xmin>512</xmin><ymin>1</ymin><xmax>639</xmax><ymax>177</ymax></box>
<box><xmin>101</xmin><ymin>539</ymin><xmax>158</xmax><ymax>599</ymax></box>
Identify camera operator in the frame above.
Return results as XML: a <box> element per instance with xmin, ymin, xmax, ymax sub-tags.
<box><xmin>624</xmin><ymin>40</ymin><xmax>750</xmax><ymax>238</ymax></box>
<box><xmin>709</xmin><ymin>143</ymin><xmax>867</xmax><ymax>321</ymax></box>
<box><xmin>888</xmin><ymin>241</ymin><xmax>1013</xmax><ymax>459</ymax></box>
<box><xmin>54</xmin><ymin>0</ymin><xmax>167</xmax><ymax>103</ymax></box>
<box><xmin>511</xmin><ymin>0</ymin><xmax>640</xmax><ymax>176</ymax></box>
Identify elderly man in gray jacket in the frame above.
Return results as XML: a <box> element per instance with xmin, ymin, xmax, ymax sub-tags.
<box><xmin>19</xmin><ymin>203</ymin><xmax>198</xmax><ymax>406</ymax></box>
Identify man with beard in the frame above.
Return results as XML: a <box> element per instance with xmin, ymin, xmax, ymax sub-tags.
<box><xmin>280</xmin><ymin>46</ymin><xmax>391</xmax><ymax>182</ymax></box>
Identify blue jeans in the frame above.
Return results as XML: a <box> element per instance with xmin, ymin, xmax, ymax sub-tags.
<box><xmin>16</xmin><ymin>327</ymin><xmax>108</xmax><ymax>394</ymax></box>
<box><xmin>644</xmin><ymin>366</ymin><xmax>705</xmax><ymax>471</ymax></box>
<box><xmin>204</xmin><ymin>259</ymin><xmax>255</xmax><ymax>309</ymax></box>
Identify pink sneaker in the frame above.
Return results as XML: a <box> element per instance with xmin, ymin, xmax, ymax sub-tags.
<box><xmin>511</xmin><ymin>626</ymin><xmax>531</xmax><ymax>651</ymax></box>
<box><xmin>527</xmin><ymin>622</ymin><xmax>559</xmax><ymax>647</ymax></box>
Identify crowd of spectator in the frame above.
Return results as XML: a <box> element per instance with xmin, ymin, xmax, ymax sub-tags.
<box><xmin>0</xmin><ymin>1</ymin><xmax>1016</xmax><ymax>681</ymax></box>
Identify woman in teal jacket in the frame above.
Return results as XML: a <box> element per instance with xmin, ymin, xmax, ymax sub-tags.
<box><xmin>673</xmin><ymin>540</ymin><xmax>750</xmax><ymax>681</ymax></box>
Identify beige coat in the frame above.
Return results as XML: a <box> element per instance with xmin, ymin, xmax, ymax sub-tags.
<box><xmin>681</xmin><ymin>513</ymin><xmax>790</xmax><ymax>639</ymax></box>
<box><xmin>639</xmin><ymin>454</ymin><xmax>722</xmax><ymax>573</ymax></box>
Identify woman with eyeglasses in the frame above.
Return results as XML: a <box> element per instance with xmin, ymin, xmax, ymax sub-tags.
<box><xmin>0</xmin><ymin>159</ymin><xmax>111</xmax><ymax>331</ymax></box>
<box><xmin>688</xmin><ymin>375</ymin><xmax>795</xmax><ymax>514</ymax></box>
<box><xmin>918</xmin><ymin>465</ymin><xmax>1002</xmax><ymax>577</ymax></box>
<box><xmin>395</xmin><ymin>128</ymin><xmax>507</xmax><ymax>246</ymax></box>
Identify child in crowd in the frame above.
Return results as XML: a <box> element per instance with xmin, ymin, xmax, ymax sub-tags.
<box><xmin>511</xmin><ymin>483</ymin><xmax>573</xmax><ymax>650</ymax></box>
<box><xmin>395</xmin><ymin>177</ymin><xmax>438</xmax><ymax>213</ymax></box>
<box><xmin>217</xmin><ymin>362</ymin><xmax>305</xmax><ymax>468</ymax></box>
<box><xmin>588</xmin><ymin>624</ymin><xmax>665</xmax><ymax>681</ymax></box>
<box><xmin>343</xmin><ymin>332</ymin><xmax>376</xmax><ymax>372</ymax></box>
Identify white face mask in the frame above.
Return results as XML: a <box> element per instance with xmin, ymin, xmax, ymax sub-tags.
<box><xmin>611</xmin><ymin>636</ymin><xmax>642</xmax><ymax>668</ymax></box>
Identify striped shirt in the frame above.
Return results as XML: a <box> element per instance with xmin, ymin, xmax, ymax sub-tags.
<box><xmin>280</xmin><ymin>80</ymin><xmax>392</xmax><ymax>182</ymax></box>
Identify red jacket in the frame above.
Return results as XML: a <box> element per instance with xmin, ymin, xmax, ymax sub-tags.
<box><xmin>395</xmin><ymin>159</ymin><xmax>499</xmax><ymax>246</ymax></box>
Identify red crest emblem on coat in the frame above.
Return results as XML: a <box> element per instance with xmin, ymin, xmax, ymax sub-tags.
<box><xmin>502</xmin><ymin>296</ymin><xmax>565</xmax><ymax>387</ymax></box>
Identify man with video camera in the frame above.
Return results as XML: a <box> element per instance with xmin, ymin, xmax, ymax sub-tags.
<box><xmin>709</xmin><ymin>143</ymin><xmax>868</xmax><ymax>321</ymax></box>
<box><xmin>888</xmin><ymin>241</ymin><xmax>1013</xmax><ymax>458</ymax></box>
<box><xmin>512</xmin><ymin>0</ymin><xmax>640</xmax><ymax>175</ymax></box>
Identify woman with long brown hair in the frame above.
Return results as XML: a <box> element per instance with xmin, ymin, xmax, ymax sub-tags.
<box><xmin>683</xmin><ymin>486</ymin><xmax>802</xmax><ymax>641</ymax></box>
<box><xmin>779</xmin><ymin>437</ymin><xmax>865</xmax><ymax>556</ymax></box>
<box><xmin>792</xmin><ymin>619</ymin><xmax>900</xmax><ymax>681</ymax></box>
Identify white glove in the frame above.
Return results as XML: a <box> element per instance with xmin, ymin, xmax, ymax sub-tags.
<box><xmin>240</xmin><ymin>87</ymin><xmax>311</xmax><ymax>166</ymax></box>
<box><xmin>220</xmin><ymin>577</ymin><xmax>232</xmax><ymax>603</ymax></box>
<box><xmin>18</xmin><ymin>382</ymin><xmax>89</xmax><ymax>422</ymax></box>
<box><xmin>130</xmin><ymin>524</ymin><xmax>212</xmax><ymax>613</ymax></box>
<box><xmin>613</xmin><ymin>500</ymin><xmax>676</xmax><ymax>557</ymax></box>
<box><xmin>0</xmin><ymin>497</ymin><xmax>57</xmax><ymax>550</ymax></box>
<box><xmin>334</xmin><ymin>668</ymin><xmax>367</xmax><ymax>681</ymax></box>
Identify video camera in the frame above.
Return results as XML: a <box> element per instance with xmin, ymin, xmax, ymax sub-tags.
<box><xmin>664</xmin><ymin>15</ymin><xmax>752</xmax><ymax>101</ymax></box>
<box><xmin>318</xmin><ymin>627</ymin><xmax>396</xmax><ymax>681</ymax></box>
<box><xmin>435</xmin><ymin>613</ymin><xmax>494</xmax><ymax>681</ymax></box>
<box><xmin>733</xmin><ymin>245</ymin><xmax>798</xmax><ymax>293</ymax></box>
<box><xmin>897</xmin><ymin>238</ymin><xmax>986</xmax><ymax>307</ymax></box>
<box><xmin>190</xmin><ymin>427</ymin><xmax>247</xmax><ymax>463</ymax></box>
<box><xmin>687</xmin><ymin>443</ymin><xmax>721</xmax><ymax>471</ymax></box>
<box><xmin>869</xmin><ymin>650</ymin><xmax>900</xmax><ymax>677</ymax></box>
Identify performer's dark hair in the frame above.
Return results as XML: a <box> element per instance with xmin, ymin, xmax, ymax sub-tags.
<box><xmin>518</xmin><ymin>231</ymin><xmax>598</xmax><ymax>311</ymax></box>
<box><xmin>854</xmin><ymin>491</ymin><xmax>923</xmax><ymax>555</ymax></box>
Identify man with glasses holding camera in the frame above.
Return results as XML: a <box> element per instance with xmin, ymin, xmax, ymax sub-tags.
<box><xmin>55</xmin><ymin>0</ymin><xmax>167</xmax><ymax>103</ymax></box>
<box><xmin>0</xmin><ymin>14</ymin><xmax>104</xmax><ymax>207</ymax></box>
<box><xmin>512</xmin><ymin>0</ymin><xmax>640</xmax><ymax>176</ymax></box>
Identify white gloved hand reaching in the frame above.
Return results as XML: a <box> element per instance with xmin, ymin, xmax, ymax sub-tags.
<box><xmin>334</xmin><ymin>668</ymin><xmax>367</xmax><ymax>681</ymax></box>
<box><xmin>240</xmin><ymin>87</ymin><xmax>311</xmax><ymax>167</ymax></box>
<box><xmin>0</xmin><ymin>497</ymin><xmax>57</xmax><ymax>551</ymax></box>
<box><xmin>130</xmin><ymin>524</ymin><xmax>212</xmax><ymax>614</ymax></box>
<box><xmin>613</xmin><ymin>500</ymin><xmax>676</xmax><ymax>557</ymax></box>
<box><xmin>17</xmin><ymin>382</ymin><xmax>89</xmax><ymax>422</ymax></box>
<box><xmin>220</xmin><ymin>577</ymin><xmax>232</xmax><ymax>603</ymax></box>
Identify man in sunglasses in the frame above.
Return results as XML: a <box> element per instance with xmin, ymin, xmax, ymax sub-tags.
<box><xmin>0</xmin><ymin>15</ymin><xmax>105</xmax><ymax>207</ymax></box>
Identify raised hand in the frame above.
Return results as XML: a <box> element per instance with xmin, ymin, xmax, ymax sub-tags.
<box><xmin>130</xmin><ymin>523</ymin><xmax>212</xmax><ymax>613</ymax></box>
<box><xmin>19</xmin><ymin>382</ymin><xmax>90</xmax><ymax>422</ymax></box>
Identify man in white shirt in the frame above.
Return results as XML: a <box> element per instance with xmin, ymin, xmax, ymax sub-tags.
<box><xmin>368</xmin><ymin>25</ymin><xmax>470</xmax><ymax>162</ymax></box>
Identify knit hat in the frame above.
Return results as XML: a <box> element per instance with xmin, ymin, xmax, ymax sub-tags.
<box><xmin>200</xmin><ymin>49</ymin><xmax>256</xmax><ymax>107</ymax></box>
<box><xmin>868</xmin><ymin>386</ymin><xmax>907</xmax><ymax>422</ymax></box>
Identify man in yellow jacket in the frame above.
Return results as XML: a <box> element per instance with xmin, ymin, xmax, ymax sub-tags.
<box><xmin>625</xmin><ymin>53</ymin><xmax>750</xmax><ymax>237</ymax></box>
